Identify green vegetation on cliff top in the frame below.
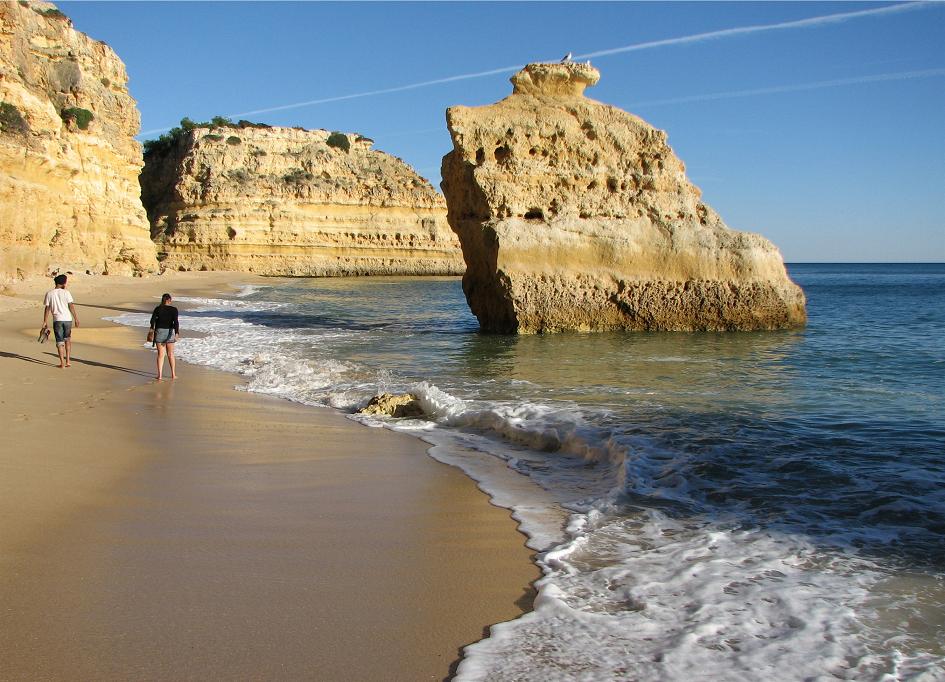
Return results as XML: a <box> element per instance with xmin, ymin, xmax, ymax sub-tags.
<box><xmin>143</xmin><ymin>117</ymin><xmax>360</xmax><ymax>158</ymax></box>
<box><xmin>143</xmin><ymin>116</ymin><xmax>270</xmax><ymax>157</ymax></box>
<box><xmin>326</xmin><ymin>131</ymin><xmax>351</xmax><ymax>153</ymax></box>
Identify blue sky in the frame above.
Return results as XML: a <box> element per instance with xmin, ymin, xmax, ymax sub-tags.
<box><xmin>59</xmin><ymin>1</ymin><xmax>945</xmax><ymax>262</ymax></box>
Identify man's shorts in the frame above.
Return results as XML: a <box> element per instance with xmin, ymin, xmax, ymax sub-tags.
<box><xmin>52</xmin><ymin>321</ymin><xmax>72</xmax><ymax>345</ymax></box>
<box><xmin>154</xmin><ymin>327</ymin><xmax>176</xmax><ymax>344</ymax></box>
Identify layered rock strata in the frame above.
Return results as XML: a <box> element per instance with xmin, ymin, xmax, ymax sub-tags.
<box><xmin>0</xmin><ymin>1</ymin><xmax>157</xmax><ymax>280</ymax></box>
<box><xmin>142</xmin><ymin>125</ymin><xmax>462</xmax><ymax>276</ymax></box>
<box><xmin>441</xmin><ymin>62</ymin><xmax>806</xmax><ymax>333</ymax></box>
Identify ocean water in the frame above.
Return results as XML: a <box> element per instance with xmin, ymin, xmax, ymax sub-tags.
<box><xmin>110</xmin><ymin>263</ymin><xmax>945</xmax><ymax>681</ymax></box>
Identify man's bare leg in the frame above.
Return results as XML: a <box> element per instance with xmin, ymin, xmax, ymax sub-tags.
<box><xmin>56</xmin><ymin>343</ymin><xmax>65</xmax><ymax>368</ymax></box>
<box><xmin>64</xmin><ymin>338</ymin><xmax>71</xmax><ymax>367</ymax></box>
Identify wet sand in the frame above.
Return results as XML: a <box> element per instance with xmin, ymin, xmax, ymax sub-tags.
<box><xmin>0</xmin><ymin>273</ymin><xmax>538</xmax><ymax>680</ymax></box>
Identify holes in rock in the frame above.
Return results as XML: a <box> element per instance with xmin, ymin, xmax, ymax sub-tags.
<box><xmin>494</xmin><ymin>146</ymin><xmax>511</xmax><ymax>164</ymax></box>
<box><xmin>587</xmin><ymin>180</ymin><xmax>598</xmax><ymax>190</ymax></box>
<box><xmin>524</xmin><ymin>208</ymin><xmax>544</xmax><ymax>220</ymax></box>
<box><xmin>227</xmin><ymin>227</ymin><xmax>237</xmax><ymax>240</ymax></box>
<box><xmin>606</xmin><ymin>178</ymin><xmax>618</xmax><ymax>193</ymax></box>
<box><xmin>475</xmin><ymin>147</ymin><xmax>485</xmax><ymax>165</ymax></box>
<box><xmin>529</xmin><ymin>147</ymin><xmax>538</xmax><ymax>156</ymax></box>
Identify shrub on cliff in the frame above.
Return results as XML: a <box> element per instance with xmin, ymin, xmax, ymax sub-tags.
<box><xmin>61</xmin><ymin>107</ymin><xmax>94</xmax><ymax>131</ymax></box>
<box><xmin>144</xmin><ymin>116</ymin><xmax>269</xmax><ymax>158</ymax></box>
<box><xmin>226</xmin><ymin>135</ymin><xmax>242</xmax><ymax>145</ymax></box>
<box><xmin>34</xmin><ymin>7</ymin><xmax>69</xmax><ymax>21</ymax></box>
<box><xmin>227</xmin><ymin>168</ymin><xmax>252</xmax><ymax>183</ymax></box>
<box><xmin>0</xmin><ymin>102</ymin><xmax>29</xmax><ymax>136</ymax></box>
<box><xmin>326</xmin><ymin>132</ymin><xmax>351</xmax><ymax>152</ymax></box>
<box><xmin>283</xmin><ymin>168</ymin><xmax>314</xmax><ymax>184</ymax></box>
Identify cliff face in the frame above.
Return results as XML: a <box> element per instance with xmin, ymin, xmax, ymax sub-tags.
<box><xmin>0</xmin><ymin>1</ymin><xmax>157</xmax><ymax>280</ymax></box>
<box><xmin>142</xmin><ymin>125</ymin><xmax>462</xmax><ymax>276</ymax></box>
<box><xmin>441</xmin><ymin>62</ymin><xmax>806</xmax><ymax>333</ymax></box>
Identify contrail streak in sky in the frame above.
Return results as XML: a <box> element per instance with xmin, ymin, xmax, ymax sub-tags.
<box><xmin>140</xmin><ymin>2</ymin><xmax>934</xmax><ymax>136</ymax></box>
<box><xmin>575</xmin><ymin>2</ymin><xmax>931</xmax><ymax>60</ymax></box>
<box><xmin>630</xmin><ymin>68</ymin><xmax>945</xmax><ymax>108</ymax></box>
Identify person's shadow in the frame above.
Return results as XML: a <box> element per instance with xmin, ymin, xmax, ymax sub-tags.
<box><xmin>75</xmin><ymin>303</ymin><xmax>150</xmax><ymax>315</ymax></box>
<box><xmin>1</xmin><ymin>350</ymin><xmax>152</xmax><ymax>376</ymax></box>
<box><xmin>0</xmin><ymin>351</ymin><xmax>57</xmax><ymax>367</ymax></box>
<box><xmin>39</xmin><ymin>353</ymin><xmax>153</xmax><ymax>377</ymax></box>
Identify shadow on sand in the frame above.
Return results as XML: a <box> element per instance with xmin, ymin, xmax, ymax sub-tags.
<box><xmin>75</xmin><ymin>303</ymin><xmax>151</xmax><ymax>315</ymax></box>
<box><xmin>38</xmin><ymin>352</ymin><xmax>153</xmax><ymax>377</ymax></box>
<box><xmin>0</xmin><ymin>350</ymin><xmax>58</xmax><ymax>367</ymax></box>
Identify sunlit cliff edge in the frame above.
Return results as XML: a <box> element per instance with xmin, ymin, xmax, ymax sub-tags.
<box><xmin>0</xmin><ymin>0</ymin><xmax>157</xmax><ymax>281</ymax></box>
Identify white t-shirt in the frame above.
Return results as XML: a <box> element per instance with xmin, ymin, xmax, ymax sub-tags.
<box><xmin>44</xmin><ymin>288</ymin><xmax>74</xmax><ymax>322</ymax></box>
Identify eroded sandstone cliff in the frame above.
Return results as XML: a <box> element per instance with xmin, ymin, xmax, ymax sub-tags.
<box><xmin>441</xmin><ymin>62</ymin><xmax>806</xmax><ymax>333</ymax></box>
<box><xmin>0</xmin><ymin>1</ymin><xmax>157</xmax><ymax>280</ymax></box>
<box><xmin>142</xmin><ymin>124</ymin><xmax>462</xmax><ymax>276</ymax></box>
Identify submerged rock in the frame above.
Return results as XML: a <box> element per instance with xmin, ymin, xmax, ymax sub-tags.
<box><xmin>141</xmin><ymin>125</ymin><xmax>463</xmax><ymax>276</ymax></box>
<box><xmin>359</xmin><ymin>393</ymin><xmax>424</xmax><ymax>419</ymax></box>
<box><xmin>0</xmin><ymin>1</ymin><xmax>158</xmax><ymax>280</ymax></box>
<box><xmin>440</xmin><ymin>62</ymin><xmax>806</xmax><ymax>333</ymax></box>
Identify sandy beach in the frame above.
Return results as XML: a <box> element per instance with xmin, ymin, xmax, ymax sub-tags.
<box><xmin>0</xmin><ymin>272</ymin><xmax>538</xmax><ymax>681</ymax></box>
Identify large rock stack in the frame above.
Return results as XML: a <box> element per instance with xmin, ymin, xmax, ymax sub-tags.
<box><xmin>0</xmin><ymin>1</ymin><xmax>157</xmax><ymax>280</ymax></box>
<box><xmin>142</xmin><ymin>124</ymin><xmax>463</xmax><ymax>276</ymax></box>
<box><xmin>441</xmin><ymin>62</ymin><xmax>806</xmax><ymax>333</ymax></box>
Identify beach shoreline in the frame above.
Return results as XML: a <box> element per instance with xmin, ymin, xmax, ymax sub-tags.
<box><xmin>0</xmin><ymin>271</ymin><xmax>539</xmax><ymax>680</ymax></box>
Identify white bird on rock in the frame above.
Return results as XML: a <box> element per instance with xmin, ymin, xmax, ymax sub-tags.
<box><xmin>561</xmin><ymin>52</ymin><xmax>572</xmax><ymax>63</ymax></box>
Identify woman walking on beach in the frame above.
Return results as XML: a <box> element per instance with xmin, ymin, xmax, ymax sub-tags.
<box><xmin>149</xmin><ymin>293</ymin><xmax>179</xmax><ymax>380</ymax></box>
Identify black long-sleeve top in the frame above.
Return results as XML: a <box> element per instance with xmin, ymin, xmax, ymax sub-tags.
<box><xmin>150</xmin><ymin>304</ymin><xmax>179</xmax><ymax>333</ymax></box>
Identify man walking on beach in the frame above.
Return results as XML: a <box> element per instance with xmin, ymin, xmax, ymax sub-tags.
<box><xmin>42</xmin><ymin>274</ymin><xmax>79</xmax><ymax>368</ymax></box>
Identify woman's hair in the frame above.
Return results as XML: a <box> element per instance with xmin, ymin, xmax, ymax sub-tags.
<box><xmin>161</xmin><ymin>293</ymin><xmax>172</xmax><ymax>304</ymax></box>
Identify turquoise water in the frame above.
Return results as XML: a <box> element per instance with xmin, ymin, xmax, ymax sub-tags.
<box><xmin>113</xmin><ymin>263</ymin><xmax>945</xmax><ymax>680</ymax></box>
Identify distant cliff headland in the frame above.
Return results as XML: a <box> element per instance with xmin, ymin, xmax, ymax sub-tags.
<box><xmin>140</xmin><ymin>117</ymin><xmax>461</xmax><ymax>276</ymax></box>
